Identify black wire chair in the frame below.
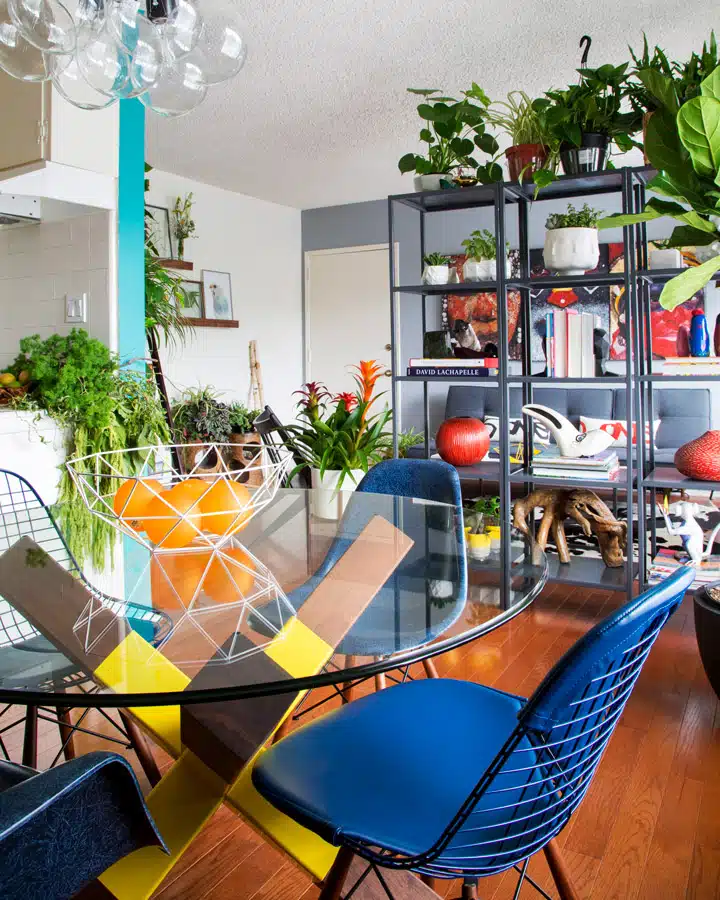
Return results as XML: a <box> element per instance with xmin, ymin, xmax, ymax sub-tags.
<box><xmin>0</xmin><ymin>469</ymin><xmax>170</xmax><ymax>782</ymax></box>
<box><xmin>253</xmin><ymin>405</ymin><xmax>311</xmax><ymax>488</ymax></box>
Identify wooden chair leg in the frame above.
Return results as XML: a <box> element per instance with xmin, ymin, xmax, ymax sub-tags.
<box><xmin>421</xmin><ymin>874</ymin><xmax>442</xmax><ymax>891</ymax></box>
<box><xmin>119</xmin><ymin>711</ymin><xmax>162</xmax><ymax>788</ymax></box>
<box><xmin>55</xmin><ymin>705</ymin><xmax>76</xmax><ymax>760</ymax></box>
<box><xmin>22</xmin><ymin>705</ymin><xmax>37</xmax><ymax>768</ymax></box>
<box><xmin>460</xmin><ymin>883</ymin><xmax>478</xmax><ymax>900</ymax></box>
<box><xmin>342</xmin><ymin>655</ymin><xmax>357</xmax><ymax>703</ymax></box>
<box><xmin>272</xmin><ymin>716</ymin><xmax>293</xmax><ymax>744</ymax></box>
<box><xmin>319</xmin><ymin>846</ymin><xmax>354</xmax><ymax>900</ymax></box>
<box><xmin>422</xmin><ymin>657</ymin><xmax>439</xmax><ymax>679</ymax></box>
<box><xmin>544</xmin><ymin>838</ymin><xmax>580</xmax><ymax>900</ymax></box>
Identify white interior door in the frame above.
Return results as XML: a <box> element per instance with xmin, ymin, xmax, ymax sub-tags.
<box><xmin>305</xmin><ymin>244</ymin><xmax>393</xmax><ymax>401</ymax></box>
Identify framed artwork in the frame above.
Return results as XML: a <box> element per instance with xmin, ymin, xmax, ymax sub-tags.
<box><xmin>202</xmin><ymin>270</ymin><xmax>233</xmax><ymax>320</ymax></box>
<box><xmin>146</xmin><ymin>205</ymin><xmax>173</xmax><ymax>258</ymax></box>
<box><xmin>177</xmin><ymin>279</ymin><xmax>204</xmax><ymax>319</ymax></box>
<box><xmin>607</xmin><ymin>242</ymin><xmax>704</xmax><ymax>360</ymax></box>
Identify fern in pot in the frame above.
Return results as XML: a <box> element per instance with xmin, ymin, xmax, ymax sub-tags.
<box><xmin>460</xmin><ymin>230</ymin><xmax>510</xmax><ymax>282</ymax></box>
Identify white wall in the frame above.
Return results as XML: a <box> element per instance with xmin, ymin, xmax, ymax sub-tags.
<box><xmin>50</xmin><ymin>88</ymin><xmax>119</xmax><ymax>179</ymax></box>
<box><xmin>0</xmin><ymin>211</ymin><xmax>112</xmax><ymax>370</ymax></box>
<box><xmin>146</xmin><ymin>169</ymin><xmax>302</xmax><ymax>421</ymax></box>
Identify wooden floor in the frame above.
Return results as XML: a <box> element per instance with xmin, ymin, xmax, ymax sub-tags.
<box><xmin>3</xmin><ymin>579</ymin><xmax>719</xmax><ymax>900</ymax></box>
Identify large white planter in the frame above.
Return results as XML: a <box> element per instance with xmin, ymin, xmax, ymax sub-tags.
<box><xmin>422</xmin><ymin>264</ymin><xmax>449</xmax><ymax>285</ymax></box>
<box><xmin>543</xmin><ymin>227</ymin><xmax>599</xmax><ymax>275</ymax></box>
<box><xmin>310</xmin><ymin>468</ymin><xmax>364</xmax><ymax>520</ymax></box>
<box><xmin>414</xmin><ymin>174</ymin><xmax>448</xmax><ymax>192</ymax></box>
<box><xmin>463</xmin><ymin>258</ymin><xmax>511</xmax><ymax>282</ymax></box>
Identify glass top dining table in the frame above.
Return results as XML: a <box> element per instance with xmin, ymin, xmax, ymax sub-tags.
<box><xmin>0</xmin><ymin>488</ymin><xmax>548</xmax><ymax>710</ymax></box>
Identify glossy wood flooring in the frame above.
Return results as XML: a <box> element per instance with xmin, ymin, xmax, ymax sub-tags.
<box><xmin>3</xmin><ymin>580</ymin><xmax>718</xmax><ymax>899</ymax></box>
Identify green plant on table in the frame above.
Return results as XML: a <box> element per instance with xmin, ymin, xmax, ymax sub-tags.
<box><xmin>423</xmin><ymin>252</ymin><xmax>451</xmax><ymax>267</ymax></box>
<box><xmin>461</xmin><ymin>229</ymin><xmax>510</xmax><ymax>261</ymax></box>
<box><xmin>546</xmin><ymin>203</ymin><xmax>602</xmax><ymax>230</ymax></box>
<box><xmin>172</xmin><ymin>192</ymin><xmax>196</xmax><ymax>259</ymax></box>
<box><xmin>465</xmin><ymin>496</ymin><xmax>500</xmax><ymax>534</ymax></box>
<box><xmin>287</xmin><ymin>362</ymin><xmax>393</xmax><ymax>488</ymax></box>
<box><xmin>397</xmin><ymin>427</ymin><xmax>424</xmax><ymax>459</ymax></box>
<box><xmin>597</xmin><ymin>65</ymin><xmax>720</xmax><ymax>309</ymax></box>
<box><xmin>171</xmin><ymin>387</ymin><xmax>232</xmax><ymax>443</ymax></box>
<box><xmin>11</xmin><ymin>329</ymin><xmax>169</xmax><ymax>570</ymax></box>
<box><xmin>398</xmin><ymin>87</ymin><xmax>501</xmax><ymax>184</ymax></box>
<box><xmin>228</xmin><ymin>402</ymin><xmax>261</xmax><ymax>434</ymax></box>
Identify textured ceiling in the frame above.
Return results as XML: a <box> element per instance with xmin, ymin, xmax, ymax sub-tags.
<box><xmin>146</xmin><ymin>0</ymin><xmax>717</xmax><ymax>210</ymax></box>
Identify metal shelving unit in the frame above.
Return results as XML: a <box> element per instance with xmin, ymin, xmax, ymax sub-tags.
<box><xmin>388</xmin><ymin>166</ymin><xmax>670</xmax><ymax>606</ymax></box>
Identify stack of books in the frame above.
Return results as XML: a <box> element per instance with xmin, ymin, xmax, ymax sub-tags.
<box><xmin>546</xmin><ymin>309</ymin><xmax>597</xmax><ymax>378</ymax></box>
<box><xmin>661</xmin><ymin>357</ymin><xmax>720</xmax><ymax>377</ymax></box>
<box><xmin>406</xmin><ymin>358</ymin><xmax>499</xmax><ymax>378</ymax></box>
<box><xmin>649</xmin><ymin>548</ymin><xmax>720</xmax><ymax>587</ymax></box>
<box><xmin>529</xmin><ymin>447</ymin><xmax>621</xmax><ymax>481</ymax></box>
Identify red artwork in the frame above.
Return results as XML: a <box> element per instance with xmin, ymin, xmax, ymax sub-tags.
<box><xmin>608</xmin><ymin>242</ymin><xmax>704</xmax><ymax>360</ymax></box>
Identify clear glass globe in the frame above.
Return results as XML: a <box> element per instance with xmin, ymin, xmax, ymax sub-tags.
<box><xmin>69</xmin><ymin>0</ymin><xmax>105</xmax><ymax>48</ymax></box>
<box><xmin>76</xmin><ymin>27</ymin><xmax>129</xmax><ymax>96</ymax></box>
<box><xmin>8</xmin><ymin>0</ymin><xmax>76</xmax><ymax>54</ymax></box>
<box><xmin>105</xmin><ymin>0</ymin><xmax>142</xmax><ymax>53</ymax></box>
<box><xmin>0</xmin><ymin>0</ymin><xmax>51</xmax><ymax>79</ymax></box>
<box><xmin>128</xmin><ymin>11</ymin><xmax>163</xmax><ymax>92</ymax></box>
<box><xmin>161</xmin><ymin>0</ymin><xmax>202</xmax><ymax>60</ymax></box>
<box><xmin>190</xmin><ymin>0</ymin><xmax>245</xmax><ymax>85</ymax></box>
<box><xmin>50</xmin><ymin>50</ymin><xmax>115</xmax><ymax>108</ymax></box>
<box><xmin>139</xmin><ymin>55</ymin><xmax>206</xmax><ymax>117</ymax></box>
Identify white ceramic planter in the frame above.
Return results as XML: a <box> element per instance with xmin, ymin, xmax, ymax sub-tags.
<box><xmin>414</xmin><ymin>174</ymin><xmax>448</xmax><ymax>192</ymax></box>
<box><xmin>462</xmin><ymin>258</ymin><xmax>511</xmax><ymax>282</ymax></box>
<box><xmin>310</xmin><ymin>468</ymin><xmax>364</xmax><ymax>520</ymax></box>
<box><xmin>650</xmin><ymin>248</ymin><xmax>683</xmax><ymax>270</ymax></box>
<box><xmin>422</xmin><ymin>264</ymin><xmax>449</xmax><ymax>285</ymax></box>
<box><xmin>543</xmin><ymin>227</ymin><xmax>599</xmax><ymax>275</ymax></box>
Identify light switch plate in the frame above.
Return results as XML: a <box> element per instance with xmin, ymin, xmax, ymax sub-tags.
<box><xmin>65</xmin><ymin>293</ymin><xmax>87</xmax><ymax>323</ymax></box>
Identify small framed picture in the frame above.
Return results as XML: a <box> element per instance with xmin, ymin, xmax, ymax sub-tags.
<box><xmin>202</xmin><ymin>269</ymin><xmax>234</xmax><ymax>320</ymax></box>
<box><xmin>146</xmin><ymin>205</ymin><xmax>173</xmax><ymax>258</ymax></box>
<box><xmin>177</xmin><ymin>279</ymin><xmax>204</xmax><ymax>319</ymax></box>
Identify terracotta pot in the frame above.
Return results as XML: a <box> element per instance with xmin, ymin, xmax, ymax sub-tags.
<box><xmin>675</xmin><ymin>431</ymin><xmax>720</xmax><ymax>481</ymax></box>
<box><xmin>436</xmin><ymin>417</ymin><xmax>489</xmax><ymax>467</ymax></box>
<box><xmin>505</xmin><ymin>143</ymin><xmax>548</xmax><ymax>182</ymax></box>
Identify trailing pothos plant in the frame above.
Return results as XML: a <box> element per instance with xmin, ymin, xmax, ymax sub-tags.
<box><xmin>287</xmin><ymin>361</ymin><xmax>393</xmax><ymax>488</ymax></box>
<box><xmin>11</xmin><ymin>329</ymin><xmax>169</xmax><ymax>570</ymax></box>
<box><xmin>597</xmin><ymin>66</ymin><xmax>720</xmax><ymax>309</ymax></box>
<box><xmin>398</xmin><ymin>87</ymin><xmax>501</xmax><ymax>184</ymax></box>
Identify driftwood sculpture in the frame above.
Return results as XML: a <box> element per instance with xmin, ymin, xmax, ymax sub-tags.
<box><xmin>513</xmin><ymin>488</ymin><xmax>627</xmax><ymax>568</ymax></box>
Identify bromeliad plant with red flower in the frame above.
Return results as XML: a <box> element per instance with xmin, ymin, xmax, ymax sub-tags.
<box><xmin>287</xmin><ymin>361</ymin><xmax>392</xmax><ymax>487</ymax></box>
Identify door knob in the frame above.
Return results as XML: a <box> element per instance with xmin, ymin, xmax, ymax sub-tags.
<box><xmin>384</xmin><ymin>344</ymin><xmax>392</xmax><ymax>351</ymax></box>
<box><xmin>384</xmin><ymin>369</ymin><xmax>392</xmax><ymax>377</ymax></box>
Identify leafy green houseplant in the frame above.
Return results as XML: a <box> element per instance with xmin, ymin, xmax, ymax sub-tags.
<box><xmin>287</xmin><ymin>362</ymin><xmax>393</xmax><ymax>492</ymax></box>
<box><xmin>533</xmin><ymin>64</ymin><xmax>642</xmax><ymax>174</ymax></box>
<box><xmin>422</xmin><ymin>252</ymin><xmax>451</xmax><ymax>286</ymax></box>
<box><xmin>11</xmin><ymin>329</ymin><xmax>169</xmax><ymax>570</ymax></box>
<box><xmin>228</xmin><ymin>403</ymin><xmax>260</xmax><ymax>434</ymax></box>
<box><xmin>171</xmin><ymin>387</ymin><xmax>232</xmax><ymax>443</ymax></box>
<box><xmin>172</xmin><ymin>192</ymin><xmax>196</xmax><ymax>260</ymax></box>
<box><xmin>423</xmin><ymin>252</ymin><xmax>450</xmax><ymax>266</ymax></box>
<box><xmin>465</xmin><ymin>496</ymin><xmax>500</xmax><ymax>534</ymax></box>
<box><xmin>461</xmin><ymin>229</ymin><xmax>510</xmax><ymax>282</ymax></box>
<box><xmin>398</xmin><ymin>87</ymin><xmax>500</xmax><ymax>189</ymax></box>
<box><xmin>597</xmin><ymin>66</ymin><xmax>720</xmax><ymax>308</ymax></box>
<box><xmin>545</xmin><ymin>204</ymin><xmax>602</xmax><ymax>230</ymax></box>
<box><xmin>544</xmin><ymin>204</ymin><xmax>602</xmax><ymax>276</ymax></box>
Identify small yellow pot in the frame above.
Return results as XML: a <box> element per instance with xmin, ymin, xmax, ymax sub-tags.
<box><xmin>466</xmin><ymin>528</ymin><xmax>491</xmax><ymax>560</ymax></box>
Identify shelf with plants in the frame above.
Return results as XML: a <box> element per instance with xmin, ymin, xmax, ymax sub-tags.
<box><xmin>509</xmin><ymin>375</ymin><xmax>624</xmax><ymax>384</ymax></box>
<box><xmin>393</xmin><ymin>282</ymin><xmax>498</xmax><ymax>295</ymax></box>
<box><xmin>397</xmin><ymin>375</ymin><xmax>499</xmax><ymax>384</ymax></box>
<box><xmin>508</xmin><ymin>469</ymin><xmax>630</xmax><ymax>492</ymax></box>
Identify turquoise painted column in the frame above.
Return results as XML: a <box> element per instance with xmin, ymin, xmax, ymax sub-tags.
<box><xmin>117</xmin><ymin>97</ymin><xmax>150</xmax><ymax>600</ymax></box>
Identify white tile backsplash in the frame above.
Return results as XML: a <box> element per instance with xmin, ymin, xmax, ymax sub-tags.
<box><xmin>0</xmin><ymin>211</ymin><xmax>111</xmax><ymax>370</ymax></box>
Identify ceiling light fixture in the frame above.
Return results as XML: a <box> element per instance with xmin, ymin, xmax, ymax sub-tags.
<box><xmin>0</xmin><ymin>0</ymin><xmax>247</xmax><ymax>116</ymax></box>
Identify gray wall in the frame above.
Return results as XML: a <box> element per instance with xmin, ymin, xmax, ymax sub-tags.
<box><xmin>302</xmin><ymin>192</ymin><xmax>719</xmax><ymax>435</ymax></box>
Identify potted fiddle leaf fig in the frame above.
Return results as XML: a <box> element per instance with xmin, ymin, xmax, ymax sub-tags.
<box><xmin>460</xmin><ymin>229</ymin><xmax>510</xmax><ymax>282</ymax></box>
<box><xmin>398</xmin><ymin>87</ymin><xmax>500</xmax><ymax>191</ymax></box>
<box><xmin>544</xmin><ymin>204</ymin><xmax>601</xmax><ymax>275</ymax></box>
<box><xmin>597</xmin><ymin>65</ymin><xmax>720</xmax><ymax>309</ymax></box>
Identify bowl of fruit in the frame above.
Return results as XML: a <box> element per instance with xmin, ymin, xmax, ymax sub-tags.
<box><xmin>65</xmin><ymin>442</ymin><xmax>290</xmax><ymax>553</ymax></box>
<box><xmin>0</xmin><ymin>368</ymin><xmax>31</xmax><ymax>405</ymax></box>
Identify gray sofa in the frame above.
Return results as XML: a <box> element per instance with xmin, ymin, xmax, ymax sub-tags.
<box><xmin>412</xmin><ymin>386</ymin><xmax>711</xmax><ymax>464</ymax></box>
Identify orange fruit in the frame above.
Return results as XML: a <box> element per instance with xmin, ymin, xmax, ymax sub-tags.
<box><xmin>203</xmin><ymin>547</ymin><xmax>256</xmax><ymax>603</ymax></box>
<box><xmin>150</xmin><ymin>550</ymin><xmax>210</xmax><ymax>609</ymax></box>
<box><xmin>112</xmin><ymin>477</ymin><xmax>163</xmax><ymax>530</ymax></box>
<box><xmin>200</xmin><ymin>478</ymin><xmax>253</xmax><ymax>536</ymax></box>
<box><xmin>168</xmin><ymin>478</ymin><xmax>210</xmax><ymax>512</ymax></box>
<box><xmin>143</xmin><ymin>485</ymin><xmax>204</xmax><ymax>549</ymax></box>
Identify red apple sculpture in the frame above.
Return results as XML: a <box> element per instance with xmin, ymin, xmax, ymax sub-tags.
<box><xmin>675</xmin><ymin>431</ymin><xmax>720</xmax><ymax>481</ymax></box>
<box><xmin>436</xmin><ymin>416</ymin><xmax>490</xmax><ymax>467</ymax></box>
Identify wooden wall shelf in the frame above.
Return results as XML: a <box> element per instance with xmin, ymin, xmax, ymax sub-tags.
<box><xmin>156</xmin><ymin>257</ymin><xmax>194</xmax><ymax>271</ymax></box>
<box><xmin>181</xmin><ymin>318</ymin><xmax>239</xmax><ymax>329</ymax></box>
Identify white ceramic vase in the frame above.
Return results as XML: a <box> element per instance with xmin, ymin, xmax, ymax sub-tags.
<box><xmin>649</xmin><ymin>248</ymin><xmax>684</xmax><ymax>270</ymax></box>
<box><xmin>462</xmin><ymin>258</ymin><xmax>511</xmax><ymax>282</ymax></box>
<box><xmin>414</xmin><ymin>174</ymin><xmax>448</xmax><ymax>192</ymax></box>
<box><xmin>543</xmin><ymin>227</ymin><xmax>599</xmax><ymax>275</ymax></box>
<box><xmin>310</xmin><ymin>468</ymin><xmax>364</xmax><ymax>520</ymax></box>
<box><xmin>422</xmin><ymin>264</ymin><xmax>450</xmax><ymax>285</ymax></box>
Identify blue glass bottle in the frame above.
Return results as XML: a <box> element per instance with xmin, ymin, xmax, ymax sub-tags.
<box><xmin>690</xmin><ymin>310</ymin><xmax>710</xmax><ymax>357</ymax></box>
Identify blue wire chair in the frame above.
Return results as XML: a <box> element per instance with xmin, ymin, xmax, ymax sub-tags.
<box><xmin>252</xmin><ymin>565</ymin><xmax>694</xmax><ymax>900</ymax></box>
<box><xmin>0</xmin><ymin>468</ymin><xmax>170</xmax><ymax>779</ymax></box>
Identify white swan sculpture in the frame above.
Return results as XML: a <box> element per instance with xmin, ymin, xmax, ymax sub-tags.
<box><xmin>521</xmin><ymin>404</ymin><xmax>616</xmax><ymax>458</ymax></box>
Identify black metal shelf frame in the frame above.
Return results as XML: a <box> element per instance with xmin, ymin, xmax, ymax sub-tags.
<box><xmin>388</xmin><ymin>165</ymin><xmax>675</xmax><ymax>606</ymax></box>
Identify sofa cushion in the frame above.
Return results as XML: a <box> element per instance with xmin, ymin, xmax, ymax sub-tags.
<box><xmin>612</xmin><ymin>389</ymin><xmax>710</xmax><ymax>450</ymax></box>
